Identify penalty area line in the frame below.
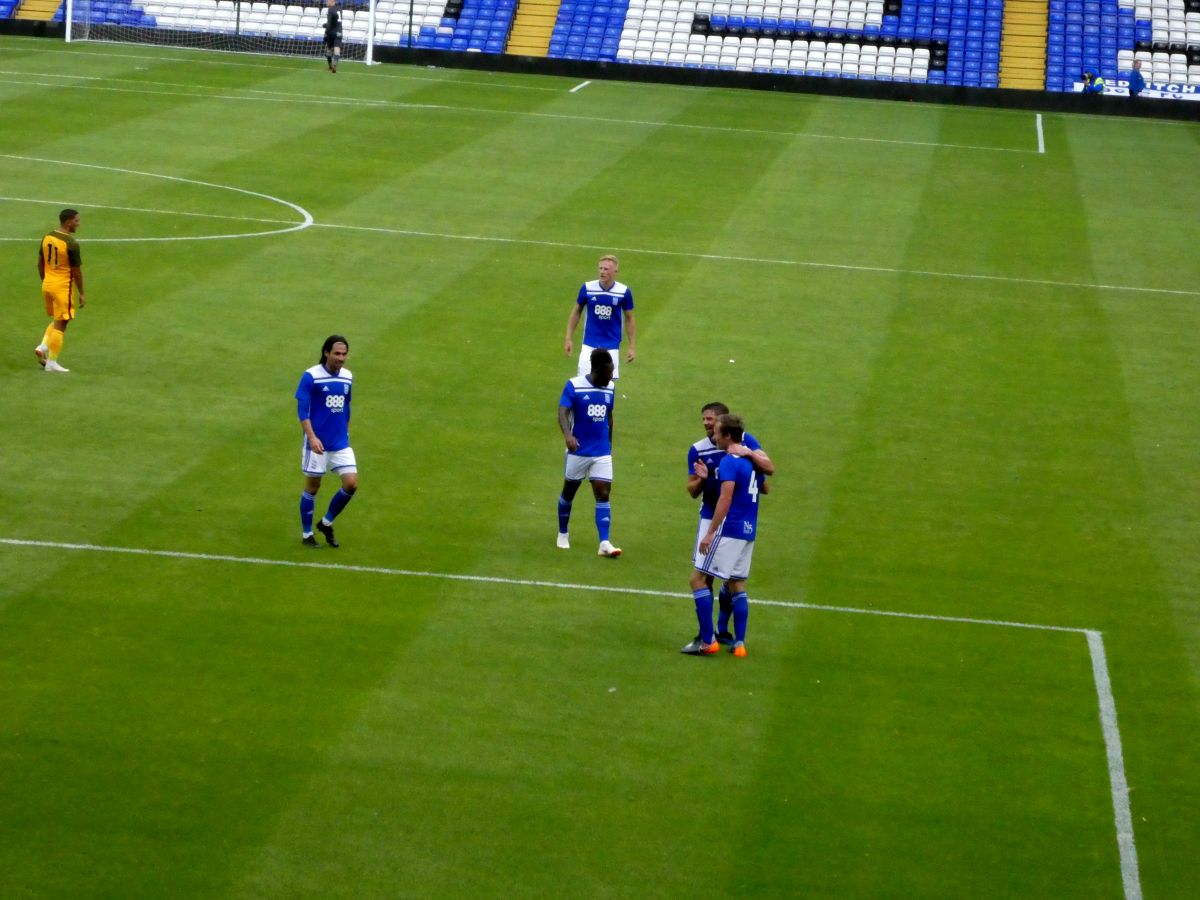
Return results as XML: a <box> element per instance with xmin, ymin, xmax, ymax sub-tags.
<box><xmin>1087</xmin><ymin>631</ymin><xmax>1143</xmax><ymax>900</ymax></box>
<box><xmin>0</xmin><ymin>537</ymin><xmax>1088</xmax><ymax>633</ymax></box>
<box><xmin>1</xmin><ymin>535</ymin><xmax>1137</xmax><ymax>898</ymax></box>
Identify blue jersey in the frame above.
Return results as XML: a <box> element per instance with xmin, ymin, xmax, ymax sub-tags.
<box><xmin>688</xmin><ymin>431</ymin><xmax>762</xmax><ymax>519</ymax></box>
<box><xmin>296</xmin><ymin>364</ymin><xmax>353</xmax><ymax>451</ymax></box>
<box><xmin>716</xmin><ymin>453</ymin><xmax>760</xmax><ymax>542</ymax></box>
<box><xmin>560</xmin><ymin>374</ymin><xmax>614</xmax><ymax>457</ymax></box>
<box><xmin>576</xmin><ymin>279</ymin><xmax>634</xmax><ymax>349</ymax></box>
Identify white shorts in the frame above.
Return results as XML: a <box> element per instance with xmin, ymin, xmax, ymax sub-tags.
<box><xmin>578</xmin><ymin>344</ymin><xmax>621</xmax><ymax>380</ymax></box>
<box><xmin>301</xmin><ymin>441</ymin><xmax>357</xmax><ymax>477</ymax></box>
<box><xmin>564</xmin><ymin>452</ymin><xmax>613</xmax><ymax>483</ymax></box>
<box><xmin>694</xmin><ymin>517</ymin><xmax>713</xmax><ymax>561</ymax></box>
<box><xmin>694</xmin><ymin>533</ymin><xmax>754</xmax><ymax>581</ymax></box>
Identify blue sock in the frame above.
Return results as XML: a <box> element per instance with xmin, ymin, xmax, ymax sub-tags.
<box><xmin>595</xmin><ymin>501</ymin><xmax>611</xmax><ymax>542</ymax></box>
<box><xmin>323</xmin><ymin>488</ymin><xmax>353</xmax><ymax>524</ymax></box>
<box><xmin>300</xmin><ymin>491</ymin><xmax>315</xmax><ymax>535</ymax></box>
<box><xmin>732</xmin><ymin>591</ymin><xmax>749</xmax><ymax>643</ymax></box>
<box><xmin>557</xmin><ymin>496</ymin><xmax>572</xmax><ymax>533</ymax></box>
<box><xmin>693</xmin><ymin>588</ymin><xmax>714</xmax><ymax>644</ymax></box>
<box><xmin>717</xmin><ymin>585</ymin><xmax>733</xmax><ymax>634</ymax></box>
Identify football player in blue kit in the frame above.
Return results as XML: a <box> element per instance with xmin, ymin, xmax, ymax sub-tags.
<box><xmin>684</xmin><ymin>413</ymin><xmax>771</xmax><ymax>657</ymax></box>
<box><xmin>296</xmin><ymin>335</ymin><xmax>357</xmax><ymax>548</ymax></box>
<box><xmin>563</xmin><ymin>255</ymin><xmax>636</xmax><ymax>379</ymax></box>
<box><xmin>556</xmin><ymin>348</ymin><xmax>622</xmax><ymax>557</ymax></box>
<box><xmin>686</xmin><ymin>402</ymin><xmax>773</xmax><ymax>647</ymax></box>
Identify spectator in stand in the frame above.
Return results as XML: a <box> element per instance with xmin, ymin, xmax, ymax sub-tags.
<box><xmin>1082</xmin><ymin>71</ymin><xmax>1106</xmax><ymax>94</ymax></box>
<box><xmin>1128</xmin><ymin>60</ymin><xmax>1146</xmax><ymax>98</ymax></box>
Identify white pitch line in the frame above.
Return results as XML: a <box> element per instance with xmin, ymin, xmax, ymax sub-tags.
<box><xmin>1086</xmin><ymin>631</ymin><xmax>1143</xmax><ymax>900</ymax></box>
<box><xmin>570</xmin><ymin>80</ymin><xmax>592</xmax><ymax>93</ymax></box>
<box><xmin>0</xmin><ymin>41</ymin><xmax>565</xmax><ymax>90</ymax></box>
<box><xmin>0</xmin><ymin>537</ymin><xmax>1089</xmax><ymax>633</ymax></box>
<box><xmin>0</xmin><ymin>195</ymin><xmax>293</xmax><ymax>226</ymax></box>
<box><xmin>3</xmin><ymin>186</ymin><xmax>1193</xmax><ymax>297</ymax></box>
<box><xmin>0</xmin><ymin>72</ymin><xmax>1032</xmax><ymax>154</ymax></box>
<box><xmin>1036</xmin><ymin>113</ymin><xmax>1045</xmax><ymax>154</ymax></box>
<box><xmin>1</xmin><ymin>535</ymin><xmax>1137</xmax><ymax>899</ymax></box>
<box><xmin>0</xmin><ymin>74</ymin><xmax>404</xmax><ymax>111</ymax></box>
<box><xmin>309</xmin><ymin>221</ymin><xmax>1200</xmax><ymax>299</ymax></box>
<box><xmin>0</xmin><ymin>68</ymin><xmax>390</xmax><ymax>101</ymax></box>
<box><xmin>0</xmin><ymin>153</ymin><xmax>311</xmax><ymax>243</ymax></box>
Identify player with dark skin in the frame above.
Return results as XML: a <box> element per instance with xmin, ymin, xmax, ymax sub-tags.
<box><xmin>558</xmin><ymin>352</ymin><xmax>615</xmax><ymax>507</ymax></box>
<box><xmin>36</xmin><ymin>211</ymin><xmax>85</xmax><ymax>353</ymax></box>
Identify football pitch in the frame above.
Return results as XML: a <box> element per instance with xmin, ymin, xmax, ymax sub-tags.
<box><xmin>2</xmin><ymin>36</ymin><xmax>1198</xmax><ymax>898</ymax></box>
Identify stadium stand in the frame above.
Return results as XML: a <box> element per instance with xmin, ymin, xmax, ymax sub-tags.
<box><xmin>406</xmin><ymin>0</ymin><xmax>515</xmax><ymax>51</ymax></box>
<box><xmin>42</xmin><ymin>0</ymin><xmax>1200</xmax><ymax>93</ymax></box>
<box><xmin>601</xmin><ymin>0</ymin><xmax>995</xmax><ymax>86</ymax></box>
<box><xmin>1045</xmin><ymin>0</ymin><xmax>1200</xmax><ymax>90</ymax></box>
<box><xmin>548</xmin><ymin>0</ymin><xmax>629</xmax><ymax>59</ymax></box>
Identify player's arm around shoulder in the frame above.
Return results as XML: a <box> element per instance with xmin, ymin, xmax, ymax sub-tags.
<box><xmin>730</xmin><ymin>442</ymin><xmax>774</xmax><ymax>477</ymax></box>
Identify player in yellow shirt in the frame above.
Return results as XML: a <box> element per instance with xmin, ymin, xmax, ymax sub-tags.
<box><xmin>35</xmin><ymin>209</ymin><xmax>85</xmax><ymax>373</ymax></box>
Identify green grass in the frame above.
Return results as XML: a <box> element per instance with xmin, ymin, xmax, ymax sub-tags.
<box><xmin>1</xmin><ymin>36</ymin><xmax>1198</xmax><ymax>898</ymax></box>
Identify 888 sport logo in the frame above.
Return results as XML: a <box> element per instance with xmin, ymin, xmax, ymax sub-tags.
<box><xmin>325</xmin><ymin>394</ymin><xmax>346</xmax><ymax>411</ymax></box>
<box><xmin>587</xmin><ymin>403</ymin><xmax>607</xmax><ymax>421</ymax></box>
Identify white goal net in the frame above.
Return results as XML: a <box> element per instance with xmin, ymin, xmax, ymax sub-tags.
<box><xmin>65</xmin><ymin>0</ymin><xmax>393</xmax><ymax>64</ymax></box>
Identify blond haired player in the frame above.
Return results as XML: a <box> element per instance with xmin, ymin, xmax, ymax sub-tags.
<box><xmin>34</xmin><ymin>209</ymin><xmax>85</xmax><ymax>374</ymax></box>
<box><xmin>564</xmin><ymin>254</ymin><xmax>636</xmax><ymax>379</ymax></box>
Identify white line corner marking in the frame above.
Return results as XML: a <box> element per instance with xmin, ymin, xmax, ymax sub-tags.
<box><xmin>0</xmin><ymin>536</ymin><xmax>1142</xmax><ymax>899</ymax></box>
<box><xmin>570</xmin><ymin>80</ymin><xmax>592</xmax><ymax>93</ymax></box>
<box><xmin>1036</xmin><ymin>113</ymin><xmax>1046</xmax><ymax>155</ymax></box>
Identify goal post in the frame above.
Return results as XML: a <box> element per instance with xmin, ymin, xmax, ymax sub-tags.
<box><xmin>64</xmin><ymin>0</ymin><xmax>395</xmax><ymax>65</ymax></box>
